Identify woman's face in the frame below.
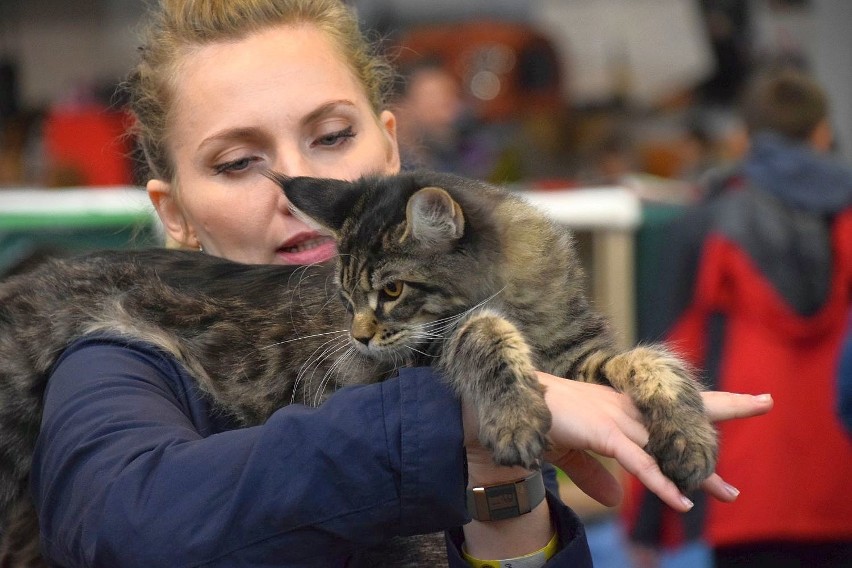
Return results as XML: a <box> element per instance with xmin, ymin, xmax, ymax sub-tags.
<box><xmin>148</xmin><ymin>24</ymin><xmax>400</xmax><ymax>265</ymax></box>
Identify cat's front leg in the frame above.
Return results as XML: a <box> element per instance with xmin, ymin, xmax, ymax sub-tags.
<box><xmin>602</xmin><ymin>346</ymin><xmax>717</xmax><ymax>491</ymax></box>
<box><xmin>442</xmin><ymin>310</ymin><xmax>551</xmax><ymax>469</ymax></box>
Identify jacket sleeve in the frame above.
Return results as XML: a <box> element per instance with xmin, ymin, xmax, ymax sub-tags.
<box><xmin>31</xmin><ymin>337</ymin><xmax>468</xmax><ymax>567</ymax></box>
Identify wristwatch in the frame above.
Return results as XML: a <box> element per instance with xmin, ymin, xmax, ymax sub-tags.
<box><xmin>466</xmin><ymin>469</ymin><xmax>546</xmax><ymax>521</ymax></box>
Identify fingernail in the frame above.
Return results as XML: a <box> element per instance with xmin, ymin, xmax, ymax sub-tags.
<box><xmin>681</xmin><ymin>496</ymin><xmax>694</xmax><ymax>510</ymax></box>
<box><xmin>755</xmin><ymin>394</ymin><xmax>773</xmax><ymax>403</ymax></box>
<box><xmin>724</xmin><ymin>482</ymin><xmax>740</xmax><ymax>498</ymax></box>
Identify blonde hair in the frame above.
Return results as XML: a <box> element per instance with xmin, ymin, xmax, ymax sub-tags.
<box><xmin>126</xmin><ymin>0</ymin><xmax>394</xmax><ymax>182</ymax></box>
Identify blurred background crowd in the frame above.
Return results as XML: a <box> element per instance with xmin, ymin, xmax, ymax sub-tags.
<box><xmin>1</xmin><ymin>1</ymin><xmax>851</xmax><ymax>567</ymax></box>
<box><xmin>0</xmin><ymin>0</ymin><xmax>849</xmax><ymax>194</ymax></box>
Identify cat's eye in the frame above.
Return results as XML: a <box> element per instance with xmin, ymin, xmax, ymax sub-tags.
<box><xmin>381</xmin><ymin>281</ymin><xmax>404</xmax><ymax>299</ymax></box>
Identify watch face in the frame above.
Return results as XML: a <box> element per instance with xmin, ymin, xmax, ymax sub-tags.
<box><xmin>486</xmin><ymin>486</ymin><xmax>519</xmax><ymax>509</ymax></box>
<box><xmin>468</xmin><ymin>470</ymin><xmax>544</xmax><ymax>521</ymax></box>
<box><xmin>483</xmin><ymin>485</ymin><xmax>521</xmax><ymax>520</ymax></box>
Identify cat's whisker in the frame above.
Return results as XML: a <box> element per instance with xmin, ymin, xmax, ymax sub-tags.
<box><xmin>324</xmin><ymin>345</ymin><xmax>351</xmax><ymax>381</ymax></box>
<box><xmin>405</xmin><ymin>346</ymin><xmax>438</xmax><ymax>359</ymax></box>
<box><xmin>293</xmin><ymin>335</ymin><xmax>350</xmax><ymax>404</ymax></box>
<box><xmin>420</xmin><ymin>319</ymin><xmax>464</xmax><ymax>336</ymax></box>
<box><xmin>260</xmin><ymin>329</ymin><xmax>348</xmax><ymax>349</ymax></box>
<box><xmin>419</xmin><ymin>288</ymin><xmax>509</xmax><ymax>337</ymax></box>
<box><xmin>303</xmin><ymin>339</ymin><xmax>353</xmax><ymax>405</ymax></box>
<box><xmin>316</xmin><ymin>346</ymin><xmax>357</xmax><ymax>406</ymax></box>
<box><xmin>295</xmin><ymin>266</ymin><xmax>322</xmax><ymax>307</ymax></box>
<box><xmin>420</xmin><ymin>311</ymin><xmax>472</xmax><ymax>331</ymax></box>
<box><xmin>312</xmin><ymin>344</ymin><xmax>359</xmax><ymax>406</ymax></box>
<box><xmin>408</xmin><ymin>328</ymin><xmax>446</xmax><ymax>339</ymax></box>
<box><xmin>419</xmin><ymin>312</ymin><xmax>465</xmax><ymax>329</ymax></box>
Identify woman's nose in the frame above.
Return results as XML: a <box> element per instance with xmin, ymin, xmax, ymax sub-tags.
<box><xmin>272</xmin><ymin>148</ymin><xmax>318</xmax><ymax>180</ymax></box>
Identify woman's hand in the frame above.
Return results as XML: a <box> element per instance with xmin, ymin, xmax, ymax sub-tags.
<box><xmin>535</xmin><ymin>373</ymin><xmax>773</xmax><ymax>512</ymax></box>
<box><xmin>459</xmin><ymin>375</ymin><xmax>772</xmax><ymax>559</ymax></box>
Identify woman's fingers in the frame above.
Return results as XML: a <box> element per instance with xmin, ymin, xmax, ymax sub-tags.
<box><xmin>549</xmin><ymin>449</ymin><xmax>623</xmax><ymax>508</ymax></box>
<box><xmin>606</xmin><ymin>431</ymin><xmax>695</xmax><ymax>512</ymax></box>
<box><xmin>702</xmin><ymin>391</ymin><xmax>774</xmax><ymax>422</ymax></box>
<box><xmin>533</xmin><ymin>373</ymin><xmax>772</xmax><ymax>510</ymax></box>
<box><xmin>699</xmin><ymin>473</ymin><xmax>741</xmax><ymax>502</ymax></box>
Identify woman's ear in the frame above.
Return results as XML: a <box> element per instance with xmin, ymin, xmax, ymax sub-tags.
<box><xmin>146</xmin><ymin>178</ymin><xmax>198</xmax><ymax>248</ymax></box>
<box><xmin>379</xmin><ymin>110</ymin><xmax>401</xmax><ymax>173</ymax></box>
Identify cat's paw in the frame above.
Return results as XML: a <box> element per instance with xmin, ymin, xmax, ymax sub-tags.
<box><xmin>478</xmin><ymin>395</ymin><xmax>551</xmax><ymax>469</ymax></box>
<box><xmin>445</xmin><ymin>311</ymin><xmax>551</xmax><ymax>469</ymax></box>
<box><xmin>645</xmin><ymin>408</ymin><xmax>717</xmax><ymax>491</ymax></box>
<box><xmin>602</xmin><ymin>346</ymin><xmax>718</xmax><ymax>491</ymax></box>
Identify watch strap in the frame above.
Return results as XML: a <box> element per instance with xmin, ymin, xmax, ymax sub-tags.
<box><xmin>466</xmin><ymin>469</ymin><xmax>546</xmax><ymax>521</ymax></box>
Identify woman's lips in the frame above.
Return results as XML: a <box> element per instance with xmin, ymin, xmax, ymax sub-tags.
<box><xmin>276</xmin><ymin>234</ymin><xmax>337</xmax><ymax>265</ymax></box>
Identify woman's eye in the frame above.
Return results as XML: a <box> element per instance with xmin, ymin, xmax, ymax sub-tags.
<box><xmin>381</xmin><ymin>281</ymin><xmax>404</xmax><ymax>299</ymax></box>
<box><xmin>213</xmin><ymin>157</ymin><xmax>257</xmax><ymax>175</ymax></box>
<box><xmin>312</xmin><ymin>126</ymin><xmax>356</xmax><ymax>148</ymax></box>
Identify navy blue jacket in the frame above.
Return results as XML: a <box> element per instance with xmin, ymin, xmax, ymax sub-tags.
<box><xmin>31</xmin><ymin>336</ymin><xmax>591</xmax><ymax>566</ymax></box>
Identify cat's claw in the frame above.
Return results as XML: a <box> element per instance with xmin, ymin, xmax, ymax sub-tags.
<box><xmin>646</xmin><ymin>410</ymin><xmax>717</xmax><ymax>492</ymax></box>
<box><xmin>479</xmin><ymin>402</ymin><xmax>551</xmax><ymax>470</ymax></box>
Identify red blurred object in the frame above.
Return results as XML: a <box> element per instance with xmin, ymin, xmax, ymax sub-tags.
<box><xmin>395</xmin><ymin>21</ymin><xmax>563</xmax><ymax>123</ymax></box>
<box><xmin>43</xmin><ymin>106</ymin><xmax>134</xmax><ymax>186</ymax></box>
<box><xmin>528</xmin><ymin>178</ymin><xmax>579</xmax><ymax>191</ymax></box>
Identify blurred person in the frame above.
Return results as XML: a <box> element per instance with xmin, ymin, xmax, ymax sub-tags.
<box><xmin>838</xmin><ymin>310</ymin><xmax>852</xmax><ymax>436</ymax></box>
<box><xmin>623</xmin><ymin>67</ymin><xmax>852</xmax><ymax>568</ymax></box>
<box><xmin>392</xmin><ymin>58</ymin><xmax>495</xmax><ymax>177</ymax></box>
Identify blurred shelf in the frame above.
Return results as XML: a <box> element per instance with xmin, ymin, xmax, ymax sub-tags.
<box><xmin>0</xmin><ymin>187</ymin><xmax>155</xmax><ymax>230</ymax></box>
<box><xmin>518</xmin><ymin>186</ymin><xmax>642</xmax><ymax>230</ymax></box>
<box><xmin>0</xmin><ymin>187</ymin><xmax>161</xmax><ymax>276</ymax></box>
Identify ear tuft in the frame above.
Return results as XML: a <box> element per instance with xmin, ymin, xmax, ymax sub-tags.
<box><xmin>265</xmin><ymin>171</ymin><xmax>365</xmax><ymax>236</ymax></box>
<box><xmin>404</xmin><ymin>186</ymin><xmax>465</xmax><ymax>247</ymax></box>
<box><xmin>262</xmin><ymin>169</ymin><xmax>292</xmax><ymax>188</ymax></box>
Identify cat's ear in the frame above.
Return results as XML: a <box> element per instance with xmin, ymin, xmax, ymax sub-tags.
<box><xmin>265</xmin><ymin>171</ymin><xmax>364</xmax><ymax>237</ymax></box>
<box><xmin>403</xmin><ymin>186</ymin><xmax>465</xmax><ymax>248</ymax></box>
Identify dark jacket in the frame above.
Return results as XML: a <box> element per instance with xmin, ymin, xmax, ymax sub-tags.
<box><xmin>837</xmin><ymin>311</ymin><xmax>852</xmax><ymax>436</ymax></box>
<box><xmin>31</xmin><ymin>336</ymin><xmax>591</xmax><ymax>567</ymax></box>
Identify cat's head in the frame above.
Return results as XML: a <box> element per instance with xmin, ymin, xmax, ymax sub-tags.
<box><xmin>267</xmin><ymin>170</ymin><xmax>504</xmax><ymax>360</ymax></box>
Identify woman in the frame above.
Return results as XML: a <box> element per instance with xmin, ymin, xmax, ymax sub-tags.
<box><xmin>29</xmin><ymin>1</ymin><xmax>772</xmax><ymax>566</ymax></box>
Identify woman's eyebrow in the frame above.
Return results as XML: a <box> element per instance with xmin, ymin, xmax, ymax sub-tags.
<box><xmin>301</xmin><ymin>99</ymin><xmax>357</xmax><ymax>125</ymax></box>
<box><xmin>198</xmin><ymin>127</ymin><xmax>265</xmax><ymax>151</ymax></box>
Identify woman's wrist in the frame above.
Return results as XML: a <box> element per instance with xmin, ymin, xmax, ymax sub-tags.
<box><xmin>461</xmin><ymin>403</ymin><xmax>556</xmax><ymax>560</ymax></box>
<box><xmin>467</xmin><ymin>462</ymin><xmax>534</xmax><ymax>487</ymax></box>
<box><xmin>463</xmin><ymin>448</ymin><xmax>555</xmax><ymax>559</ymax></box>
<box><xmin>462</xmin><ymin>495</ymin><xmax>554</xmax><ymax>560</ymax></box>
<box><xmin>463</xmin><ymin>529</ymin><xmax>559</xmax><ymax>568</ymax></box>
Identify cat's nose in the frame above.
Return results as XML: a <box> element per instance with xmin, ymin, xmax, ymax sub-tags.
<box><xmin>352</xmin><ymin>334</ymin><xmax>371</xmax><ymax>346</ymax></box>
<box><xmin>351</xmin><ymin>313</ymin><xmax>376</xmax><ymax>346</ymax></box>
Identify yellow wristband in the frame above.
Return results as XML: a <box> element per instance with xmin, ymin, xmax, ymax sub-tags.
<box><xmin>462</xmin><ymin>531</ymin><xmax>559</xmax><ymax>568</ymax></box>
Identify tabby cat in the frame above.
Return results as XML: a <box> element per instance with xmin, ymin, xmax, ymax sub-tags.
<box><xmin>0</xmin><ymin>171</ymin><xmax>717</xmax><ymax>566</ymax></box>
